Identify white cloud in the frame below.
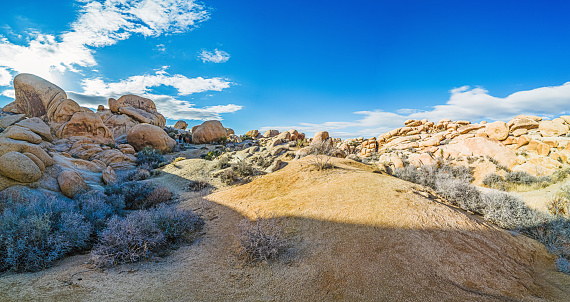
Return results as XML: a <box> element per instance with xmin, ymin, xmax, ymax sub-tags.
<box><xmin>70</xmin><ymin>68</ymin><xmax>239</xmax><ymax>120</ymax></box>
<box><xmin>0</xmin><ymin>0</ymin><xmax>209</xmax><ymax>82</ymax></box>
<box><xmin>264</xmin><ymin>82</ymin><xmax>570</xmax><ymax>139</ymax></box>
<box><xmin>199</xmin><ymin>49</ymin><xmax>230</xmax><ymax>63</ymax></box>
<box><xmin>0</xmin><ymin>67</ymin><xmax>12</xmax><ymax>86</ymax></box>
<box><xmin>1</xmin><ymin>89</ymin><xmax>15</xmax><ymax>98</ymax></box>
<box><xmin>80</xmin><ymin>68</ymin><xmax>231</xmax><ymax>96</ymax></box>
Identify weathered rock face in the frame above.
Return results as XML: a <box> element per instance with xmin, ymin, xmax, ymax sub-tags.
<box><xmin>226</xmin><ymin>128</ymin><xmax>235</xmax><ymax>135</ymax></box>
<box><xmin>539</xmin><ymin>120</ymin><xmax>569</xmax><ymax>137</ymax></box>
<box><xmin>46</xmin><ymin>98</ymin><xmax>82</xmax><ymax>128</ymax></box>
<box><xmin>15</xmin><ymin>117</ymin><xmax>53</xmax><ymax>142</ymax></box>
<box><xmin>57</xmin><ymin>170</ymin><xmax>90</xmax><ymax>198</ymax></box>
<box><xmin>508</xmin><ymin>116</ymin><xmax>539</xmax><ymax>132</ymax></box>
<box><xmin>127</xmin><ymin>124</ymin><xmax>176</xmax><ymax>153</ymax></box>
<box><xmin>56</xmin><ymin>111</ymin><xmax>114</xmax><ymax>144</ymax></box>
<box><xmin>103</xmin><ymin>114</ymin><xmax>138</xmax><ymax>138</ymax></box>
<box><xmin>0</xmin><ymin>151</ymin><xmax>42</xmax><ymax>183</ymax></box>
<box><xmin>312</xmin><ymin>131</ymin><xmax>330</xmax><ymax>146</ymax></box>
<box><xmin>246</xmin><ymin>130</ymin><xmax>259</xmax><ymax>138</ymax></box>
<box><xmin>174</xmin><ymin>120</ymin><xmax>188</xmax><ymax>130</ymax></box>
<box><xmin>102</xmin><ymin>166</ymin><xmax>118</xmax><ymax>185</ymax></box>
<box><xmin>263</xmin><ymin>130</ymin><xmax>279</xmax><ymax>138</ymax></box>
<box><xmin>485</xmin><ymin>121</ymin><xmax>509</xmax><ymax>141</ymax></box>
<box><xmin>110</xmin><ymin>95</ymin><xmax>166</xmax><ymax>128</ymax></box>
<box><xmin>0</xmin><ymin>114</ymin><xmax>25</xmax><ymax>128</ymax></box>
<box><xmin>13</xmin><ymin>73</ymin><xmax>67</xmax><ymax>117</ymax></box>
<box><xmin>192</xmin><ymin>120</ymin><xmax>227</xmax><ymax>144</ymax></box>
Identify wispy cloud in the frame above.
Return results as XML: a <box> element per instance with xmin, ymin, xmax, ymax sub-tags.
<box><xmin>263</xmin><ymin>83</ymin><xmax>570</xmax><ymax>138</ymax></box>
<box><xmin>0</xmin><ymin>0</ymin><xmax>209</xmax><ymax>83</ymax></box>
<box><xmin>199</xmin><ymin>49</ymin><xmax>230</xmax><ymax>63</ymax></box>
<box><xmin>70</xmin><ymin>67</ymin><xmax>240</xmax><ymax>120</ymax></box>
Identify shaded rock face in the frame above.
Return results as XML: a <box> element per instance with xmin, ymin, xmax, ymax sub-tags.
<box><xmin>103</xmin><ymin>114</ymin><xmax>138</xmax><ymax>138</ymax></box>
<box><xmin>245</xmin><ymin>129</ymin><xmax>259</xmax><ymax>138</ymax></box>
<box><xmin>263</xmin><ymin>129</ymin><xmax>279</xmax><ymax>138</ymax></box>
<box><xmin>127</xmin><ymin>124</ymin><xmax>176</xmax><ymax>153</ymax></box>
<box><xmin>56</xmin><ymin>111</ymin><xmax>114</xmax><ymax>144</ymax></box>
<box><xmin>192</xmin><ymin>120</ymin><xmax>227</xmax><ymax>144</ymax></box>
<box><xmin>57</xmin><ymin>170</ymin><xmax>90</xmax><ymax>198</ymax></box>
<box><xmin>13</xmin><ymin>73</ymin><xmax>67</xmax><ymax>117</ymax></box>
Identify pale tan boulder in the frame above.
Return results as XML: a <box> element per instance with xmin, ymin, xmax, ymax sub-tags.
<box><xmin>536</xmin><ymin>143</ymin><xmax>551</xmax><ymax>156</ymax></box>
<box><xmin>508</xmin><ymin>116</ymin><xmax>539</xmax><ymax>132</ymax></box>
<box><xmin>127</xmin><ymin>124</ymin><xmax>176</xmax><ymax>153</ymax></box>
<box><xmin>493</xmin><ymin>151</ymin><xmax>519</xmax><ymax>170</ymax></box>
<box><xmin>3</xmin><ymin>125</ymin><xmax>42</xmax><ymax>144</ymax></box>
<box><xmin>174</xmin><ymin>120</ymin><xmax>188</xmax><ymax>130</ymax></box>
<box><xmin>226</xmin><ymin>128</ymin><xmax>235</xmax><ymax>135</ymax></box>
<box><xmin>192</xmin><ymin>120</ymin><xmax>228</xmax><ymax>144</ymax></box>
<box><xmin>57</xmin><ymin>170</ymin><xmax>90</xmax><ymax>198</ymax></box>
<box><xmin>13</xmin><ymin>73</ymin><xmax>67</xmax><ymax>117</ymax></box>
<box><xmin>516</xmin><ymin>135</ymin><xmax>531</xmax><ymax>149</ymax></box>
<box><xmin>527</xmin><ymin>140</ymin><xmax>540</xmax><ymax>152</ymax></box>
<box><xmin>46</xmin><ymin>99</ymin><xmax>82</xmax><ymax>128</ymax></box>
<box><xmin>276</xmin><ymin>131</ymin><xmax>291</xmax><ymax>141</ymax></box>
<box><xmin>103</xmin><ymin>114</ymin><xmax>138</xmax><ymax>138</ymax></box>
<box><xmin>2</xmin><ymin>101</ymin><xmax>18</xmax><ymax>114</ymax></box>
<box><xmin>408</xmin><ymin>153</ymin><xmax>435</xmax><ymax>167</ymax></box>
<box><xmin>458</xmin><ymin>124</ymin><xmax>485</xmax><ymax>134</ymax></box>
<box><xmin>511</xmin><ymin>128</ymin><xmax>528</xmax><ymax>137</ymax></box>
<box><xmin>15</xmin><ymin>117</ymin><xmax>53</xmax><ymax>141</ymax></box>
<box><xmin>539</xmin><ymin>120</ymin><xmax>569</xmax><ymax>137</ymax></box>
<box><xmin>245</xmin><ymin>130</ymin><xmax>259</xmax><ymax>138</ymax></box>
<box><xmin>560</xmin><ymin>116</ymin><xmax>570</xmax><ymax>124</ymax></box>
<box><xmin>96</xmin><ymin>108</ymin><xmax>113</xmax><ymax>122</ymax></box>
<box><xmin>56</xmin><ymin>111</ymin><xmax>114</xmax><ymax>144</ymax></box>
<box><xmin>263</xmin><ymin>129</ymin><xmax>280</xmax><ymax>138</ymax></box>
<box><xmin>191</xmin><ymin>125</ymin><xmax>200</xmax><ymax>133</ymax></box>
<box><xmin>23</xmin><ymin>152</ymin><xmax>45</xmax><ymax>172</ymax></box>
<box><xmin>102</xmin><ymin>166</ymin><xmax>118</xmax><ymax>185</ymax></box>
<box><xmin>0</xmin><ymin>137</ymin><xmax>54</xmax><ymax>167</ymax></box>
<box><xmin>0</xmin><ymin>114</ymin><xmax>25</xmax><ymax>128</ymax></box>
<box><xmin>113</xmin><ymin>94</ymin><xmax>166</xmax><ymax>128</ymax></box>
<box><xmin>553</xmin><ymin>118</ymin><xmax>566</xmax><ymax>125</ymax></box>
<box><xmin>0</xmin><ymin>151</ymin><xmax>42</xmax><ymax>183</ymax></box>
<box><xmin>485</xmin><ymin>121</ymin><xmax>509</xmax><ymax>141</ymax></box>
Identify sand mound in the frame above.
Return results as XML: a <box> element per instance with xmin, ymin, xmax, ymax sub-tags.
<box><xmin>1</xmin><ymin>157</ymin><xmax>569</xmax><ymax>301</ymax></box>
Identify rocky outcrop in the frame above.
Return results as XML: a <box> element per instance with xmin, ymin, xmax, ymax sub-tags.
<box><xmin>245</xmin><ymin>130</ymin><xmax>259</xmax><ymax>138</ymax></box>
<box><xmin>109</xmin><ymin>95</ymin><xmax>166</xmax><ymax>128</ymax></box>
<box><xmin>539</xmin><ymin>120</ymin><xmax>569</xmax><ymax>137</ymax></box>
<box><xmin>192</xmin><ymin>120</ymin><xmax>227</xmax><ymax>144</ymax></box>
<box><xmin>102</xmin><ymin>114</ymin><xmax>138</xmax><ymax>138</ymax></box>
<box><xmin>174</xmin><ymin>120</ymin><xmax>188</xmax><ymax>130</ymax></box>
<box><xmin>263</xmin><ymin>130</ymin><xmax>279</xmax><ymax>138</ymax></box>
<box><xmin>56</xmin><ymin>111</ymin><xmax>114</xmax><ymax>144</ymax></box>
<box><xmin>12</xmin><ymin>73</ymin><xmax>67</xmax><ymax>117</ymax></box>
<box><xmin>485</xmin><ymin>121</ymin><xmax>509</xmax><ymax>141</ymax></box>
<box><xmin>127</xmin><ymin>124</ymin><xmax>176</xmax><ymax>153</ymax></box>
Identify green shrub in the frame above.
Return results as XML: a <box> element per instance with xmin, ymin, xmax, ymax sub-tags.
<box><xmin>204</xmin><ymin>149</ymin><xmax>222</xmax><ymax>160</ymax></box>
<box><xmin>136</xmin><ymin>147</ymin><xmax>165</xmax><ymax>169</ymax></box>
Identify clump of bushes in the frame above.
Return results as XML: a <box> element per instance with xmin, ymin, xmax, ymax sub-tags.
<box><xmin>187</xmin><ymin>180</ymin><xmax>211</xmax><ymax>192</ymax></box>
<box><xmin>0</xmin><ymin>196</ymin><xmax>92</xmax><ymax>272</ymax></box>
<box><xmin>89</xmin><ymin>206</ymin><xmax>203</xmax><ymax>267</ymax></box>
<box><xmin>105</xmin><ymin>181</ymin><xmax>172</xmax><ymax>210</ymax></box>
<box><xmin>204</xmin><ymin>149</ymin><xmax>222</xmax><ymax>160</ymax></box>
<box><xmin>237</xmin><ymin>217</ymin><xmax>287</xmax><ymax>263</ymax></box>
<box><xmin>136</xmin><ymin>147</ymin><xmax>165</xmax><ymax>169</ymax></box>
<box><xmin>482</xmin><ymin>171</ymin><xmax>552</xmax><ymax>191</ymax></box>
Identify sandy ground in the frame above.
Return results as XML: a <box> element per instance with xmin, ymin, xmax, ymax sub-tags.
<box><xmin>1</xmin><ymin>157</ymin><xmax>569</xmax><ymax>301</ymax></box>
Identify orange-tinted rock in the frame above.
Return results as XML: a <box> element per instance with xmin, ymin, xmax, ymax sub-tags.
<box><xmin>192</xmin><ymin>120</ymin><xmax>228</xmax><ymax>144</ymax></box>
<box><xmin>56</xmin><ymin>112</ymin><xmax>114</xmax><ymax>144</ymax></box>
<box><xmin>13</xmin><ymin>73</ymin><xmax>67</xmax><ymax>117</ymax></box>
<box><xmin>127</xmin><ymin>124</ymin><xmax>176</xmax><ymax>153</ymax></box>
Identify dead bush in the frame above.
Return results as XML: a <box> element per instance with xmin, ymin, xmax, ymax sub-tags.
<box><xmin>237</xmin><ymin>217</ymin><xmax>288</xmax><ymax>263</ymax></box>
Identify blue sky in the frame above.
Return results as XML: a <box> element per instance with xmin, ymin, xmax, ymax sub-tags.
<box><xmin>1</xmin><ymin>0</ymin><xmax>570</xmax><ymax>138</ymax></box>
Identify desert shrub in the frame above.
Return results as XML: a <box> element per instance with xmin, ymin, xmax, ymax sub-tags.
<box><xmin>556</xmin><ymin>256</ymin><xmax>570</xmax><ymax>274</ymax></box>
<box><xmin>136</xmin><ymin>147</ymin><xmax>165</xmax><ymax>169</ymax></box>
<box><xmin>216</xmin><ymin>156</ymin><xmax>231</xmax><ymax>169</ymax></box>
<box><xmin>219</xmin><ymin>169</ymin><xmax>237</xmax><ymax>185</ymax></box>
<box><xmin>144</xmin><ymin>186</ymin><xmax>173</xmax><ymax>208</ymax></box>
<box><xmin>76</xmin><ymin>191</ymin><xmax>122</xmax><ymax>233</ymax></box>
<box><xmin>90</xmin><ymin>206</ymin><xmax>203</xmax><ymax>267</ymax></box>
<box><xmin>482</xmin><ymin>173</ymin><xmax>507</xmax><ymax>190</ymax></box>
<box><xmin>187</xmin><ymin>180</ymin><xmax>211</xmax><ymax>192</ymax></box>
<box><xmin>173</xmin><ymin>157</ymin><xmax>186</xmax><ymax>163</ymax></box>
<box><xmin>551</xmin><ymin>168</ymin><xmax>570</xmax><ymax>183</ymax></box>
<box><xmin>251</xmin><ymin>155</ymin><xmax>273</xmax><ymax>169</ymax></box>
<box><xmin>504</xmin><ymin>171</ymin><xmax>542</xmax><ymax>185</ymax></box>
<box><xmin>0</xmin><ymin>197</ymin><xmax>91</xmax><ymax>272</ymax></box>
<box><xmin>90</xmin><ymin>211</ymin><xmax>166</xmax><ymax>267</ymax></box>
<box><xmin>105</xmin><ymin>181</ymin><xmax>168</xmax><ymax>210</ymax></box>
<box><xmin>204</xmin><ymin>149</ymin><xmax>222</xmax><ymax>160</ymax></box>
<box><xmin>151</xmin><ymin>205</ymin><xmax>204</xmax><ymax>245</ymax></box>
<box><xmin>233</xmin><ymin>159</ymin><xmax>255</xmax><ymax>177</ymax></box>
<box><xmin>240</xmin><ymin>134</ymin><xmax>253</xmax><ymax>141</ymax></box>
<box><xmin>125</xmin><ymin>168</ymin><xmax>151</xmax><ymax>181</ymax></box>
<box><xmin>481</xmin><ymin>191</ymin><xmax>543</xmax><ymax>230</ymax></box>
<box><xmin>237</xmin><ymin>217</ymin><xmax>287</xmax><ymax>263</ymax></box>
<box><xmin>548</xmin><ymin>195</ymin><xmax>570</xmax><ymax>218</ymax></box>
<box><xmin>435</xmin><ymin>176</ymin><xmax>484</xmax><ymax>214</ymax></box>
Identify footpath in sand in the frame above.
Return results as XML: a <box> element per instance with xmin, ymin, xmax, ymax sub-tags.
<box><xmin>1</xmin><ymin>157</ymin><xmax>569</xmax><ymax>301</ymax></box>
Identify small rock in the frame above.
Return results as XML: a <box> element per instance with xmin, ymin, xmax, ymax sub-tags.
<box><xmin>57</xmin><ymin>170</ymin><xmax>90</xmax><ymax>198</ymax></box>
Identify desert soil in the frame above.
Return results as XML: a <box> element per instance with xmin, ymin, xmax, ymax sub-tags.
<box><xmin>1</xmin><ymin>157</ymin><xmax>569</xmax><ymax>301</ymax></box>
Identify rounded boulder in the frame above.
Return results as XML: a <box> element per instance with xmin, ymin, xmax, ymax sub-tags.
<box><xmin>192</xmin><ymin>120</ymin><xmax>227</xmax><ymax>144</ymax></box>
<box><xmin>127</xmin><ymin>124</ymin><xmax>176</xmax><ymax>153</ymax></box>
<box><xmin>0</xmin><ymin>151</ymin><xmax>42</xmax><ymax>183</ymax></box>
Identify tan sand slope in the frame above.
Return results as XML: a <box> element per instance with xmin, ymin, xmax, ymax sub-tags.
<box><xmin>1</xmin><ymin>157</ymin><xmax>569</xmax><ymax>301</ymax></box>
